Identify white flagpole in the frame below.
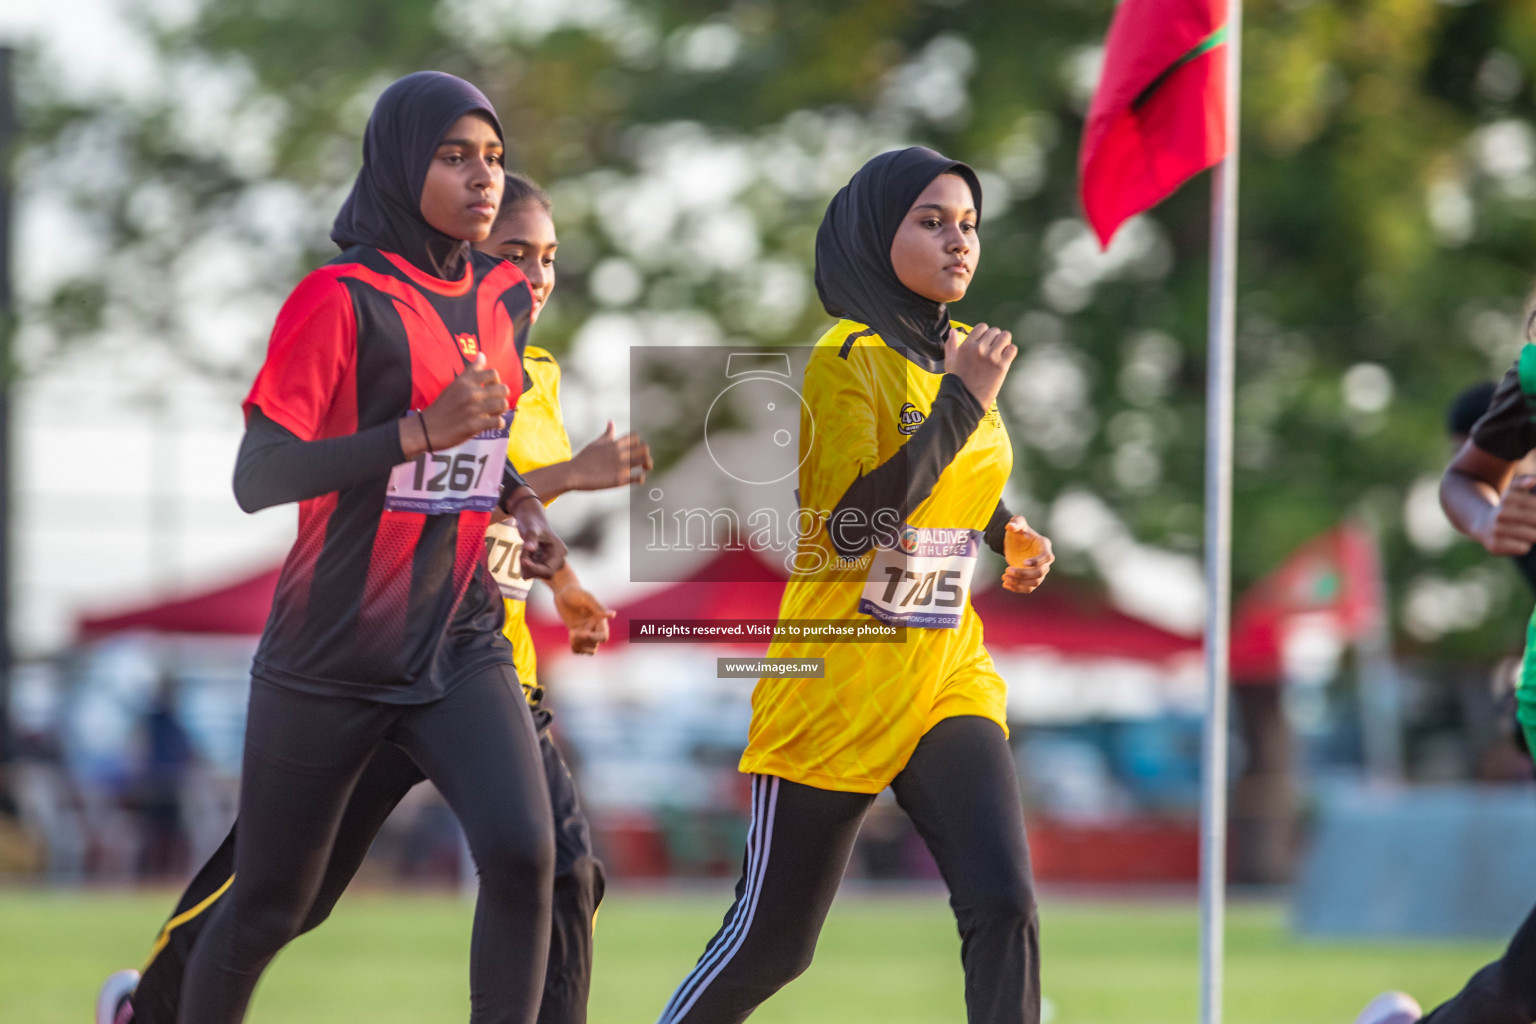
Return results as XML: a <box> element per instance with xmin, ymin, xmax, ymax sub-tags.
<box><xmin>1200</xmin><ymin>0</ymin><xmax>1242</xmax><ymax>1022</ymax></box>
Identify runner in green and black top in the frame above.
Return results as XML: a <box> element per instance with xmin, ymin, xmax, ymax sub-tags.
<box><xmin>1446</xmin><ymin>379</ymin><xmax>1536</xmax><ymax>598</ymax></box>
<box><xmin>1449</xmin><ymin>347</ymin><xmax>1536</xmax><ymax>755</ymax></box>
<box><xmin>1350</xmin><ymin>343</ymin><xmax>1536</xmax><ymax>1024</ymax></box>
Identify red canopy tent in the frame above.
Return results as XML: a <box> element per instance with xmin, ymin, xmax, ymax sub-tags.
<box><xmin>78</xmin><ymin>565</ymin><xmax>281</xmax><ymax>638</ymax></box>
<box><xmin>77</xmin><ymin>549</ymin><xmax>1208</xmax><ymax>884</ymax></box>
<box><xmin>971</xmin><ymin>578</ymin><xmax>1197</xmax><ymax>662</ymax></box>
<box><xmin>77</xmin><ymin>548</ymin><xmax>1198</xmax><ymax>668</ymax></box>
<box><xmin>584</xmin><ymin>549</ymin><xmax>1199</xmax><ymax>661</ymax></box>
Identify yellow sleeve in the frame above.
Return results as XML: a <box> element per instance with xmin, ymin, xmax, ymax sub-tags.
<box><xmin>506</xmin><ymin>348</ymin><xmax>574</xmax><ymax>508</ymax></box>
<box><xmin>797</xmin><ymin>342</ymin><xmax>878</xmax><ymax>517</ymax></box>
<box><xmin>540</xmin><ymin>354</ymin><xmax>574</xmax><ymax>461</ymax></box>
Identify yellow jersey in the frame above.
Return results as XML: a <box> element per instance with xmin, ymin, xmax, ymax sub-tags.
<box><xmin>484</xmin><ymin>345</ymin><xmax>573</xmax><ymax>699</ymax></box>
<box><xmin>739</xmin><ymin>319</ymin><xmax>1013</xmax><ymax>792</ymax></box>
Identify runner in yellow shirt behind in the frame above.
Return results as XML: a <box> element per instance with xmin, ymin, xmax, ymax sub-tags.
<box><xmin>479</xmin><ymin>173</ymin><xmax>652</xmax><ymax>1023</ymax></box>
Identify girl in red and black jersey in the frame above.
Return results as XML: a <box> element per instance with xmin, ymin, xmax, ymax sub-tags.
<box><xmin>168</xmin><ymin>73</ymin><xmax>564</xmax><ymax>1024</ymax></box>
<box><xmin>100</xmin><ymin>176</ymin><xmax>642</xmax><ymax>1024</ymax></box>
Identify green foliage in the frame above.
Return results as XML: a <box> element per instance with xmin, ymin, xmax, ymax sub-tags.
<box><xmin>18</xmin><ymin>0</ymin><xmax>1536</xmax><ymax>656</ymax></box>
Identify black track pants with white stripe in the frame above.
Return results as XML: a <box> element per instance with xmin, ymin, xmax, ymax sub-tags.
<box><xmin>655</xmin><ymin>716</ymin><xmax>1040</xmax><ymax>1024</ymax></box>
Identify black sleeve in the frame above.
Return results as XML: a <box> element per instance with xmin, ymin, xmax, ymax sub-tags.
<box><xmin>498</xmin><ymin>459</ymin><xmax>531</xmax><ymax>513</ymax></box>
<box><xmin>1512</xmin><ymin>546</ymin><xmax>1536</xmax><ymax>600</ymax></box>
<box><xmin>983</xmin><ymin>500</ymin><xmax>1013</xmax><ymax>556</ymax></box>
<box><xmin>233</xmin><ymin>406</ymin><xmax>406</xmax><ymax>513</ymax></box>
<box><xmin>826</xmin><ymin>375</ymin><xmax>986</xmax><ymax>559</ymax></box>
<box><xmin>1470</xmin><ymin>363</ymin><xmax>1536</xmax><ymax>461</ymax></box>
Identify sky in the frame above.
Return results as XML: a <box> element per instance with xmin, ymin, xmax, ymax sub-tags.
<box><xmin>2</xmin><ymin>2</ymin><xmax>298</xmax><ymax>655</ymax></box>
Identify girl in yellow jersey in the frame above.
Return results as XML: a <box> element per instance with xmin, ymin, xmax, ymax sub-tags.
<box><xmin>101</xmin><ymin>175</ymin><xmax>649</xmax><ymax>1024</ymax></box>
<box><xmin>480</xmin><ymin>173</ymin><xmax>650</xmax><ymax>689</ymax></box>
<box><xmin>477</xmin><ymin>173</ymin><xmax>651</xmax><ymax>1024</ymax></box>
<box><xmin>654</xmin><ymin>148</ymin><xmax>1053</xmax><ymax>1024</ymax></box>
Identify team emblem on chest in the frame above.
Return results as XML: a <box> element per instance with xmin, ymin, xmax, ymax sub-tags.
<box><xmin>897</xmin><ymin>402</ymin><xmax>925</xmax><ymax>436</ymax></box>
<box><xmin>456</xmin><ymin>333</ymin><xmax>480</xmax><ymax>359</ymax></box>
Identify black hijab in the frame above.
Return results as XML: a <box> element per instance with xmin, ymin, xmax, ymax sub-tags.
<box><xmin>814</xmin><ymin>147</ymin><xmax>983</xmax><ymax>369</ymax></box>
<box><xmin>331</xmin><ymin>71</ymin><xmax>504</xmax><ymax>280</ymax></box>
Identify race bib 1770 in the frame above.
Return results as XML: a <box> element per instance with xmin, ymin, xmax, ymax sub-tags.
<box><xmin>483</xmin><ymin>520</ymin><xmax>531</xmax><ymax>602</ymax></box>
<box><xmin>384</xmin><ymin>419</ymin><xmax>509</xmax><ymax>516</ymax></box>
<box><xmin>857</xmin><ymin>525</ymin><xmax>981</xmax><ymax>630</ymax></box>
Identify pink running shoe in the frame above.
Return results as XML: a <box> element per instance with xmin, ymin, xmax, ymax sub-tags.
<box><xmin>94</xmin><ymin>969</ymin><xmax>138</xmax><ymax>1024</ymax></box>
<box><xmin>1352</xmin><ymin>991</ymin><xmax>1423</xmax><ymax>1024</ymax></box>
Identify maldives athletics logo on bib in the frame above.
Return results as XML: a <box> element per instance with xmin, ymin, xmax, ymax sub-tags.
<box><xmin>456</xmin><ymin>333</ymin><xmax>479</xmax><ymax>359</ymax></box>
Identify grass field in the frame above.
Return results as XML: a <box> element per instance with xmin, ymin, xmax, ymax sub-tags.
<box><xmin>0</xmin><ymin>886</ymin><xmax>1505</xmax><ymax>1023</ymax></box>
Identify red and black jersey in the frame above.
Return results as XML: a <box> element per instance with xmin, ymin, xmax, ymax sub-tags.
<box><xmin>246</xmin><ymin>245</ymin><xmax>532</xmax><ymax>703</ymax></box>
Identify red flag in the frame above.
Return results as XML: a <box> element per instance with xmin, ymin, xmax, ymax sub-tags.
<box><xmin>1078</xmin><ymin>0</ymin><xmax>1230</xmax><ymax>248</ymax></box>
<box><xmin>1229</xmin><ymin>523</ymin><xmax>1386</xmax><ymax>682</ymax></box>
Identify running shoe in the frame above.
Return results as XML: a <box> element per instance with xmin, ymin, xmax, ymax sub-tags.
<box><xmin>1352</xmin><ymin>991</ymin><xmax>1422</xmax><ymax>1024</ymax></box>
<box><xmin>94</xmin><ymin>969</ymin><xmax>138</xmax><ymax>1024</ymax></box>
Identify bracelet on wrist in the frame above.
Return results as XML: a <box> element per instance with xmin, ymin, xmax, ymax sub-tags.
<box><xmin>415</xmin><ymin>411</ymin><xmax>435</xmax><ymax>452</ymax></box>
<box><xmin>503</xmin><ymin>488</ymin><xmax>543</xmax><ymax>515</ymax></box>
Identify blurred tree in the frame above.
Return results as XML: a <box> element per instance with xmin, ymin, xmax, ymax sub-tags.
<box><xmin>16</xmin><ymin>0</ymin><xmax>1536</xmax><ymax>657</ymax></box>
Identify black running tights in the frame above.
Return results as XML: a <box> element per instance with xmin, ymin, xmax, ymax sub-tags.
<box><xmin>179</xmin><ymin>667</ymin><xmax>553</xmax><ymax>1024</ymax></box>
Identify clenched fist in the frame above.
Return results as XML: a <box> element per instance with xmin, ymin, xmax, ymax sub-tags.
<box><xmin>945</xmin><ymin>323</ymin><xmax>1017</xmax><ymax>412</ymax></box>
<box><xmin>402</xmin><ymin>354</ymin><xmax>512</xmax><ymax>457</ymax></box>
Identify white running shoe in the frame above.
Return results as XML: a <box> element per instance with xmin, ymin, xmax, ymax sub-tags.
<box><xmin>94</xmin><ymin>969</ymin><xmax>139</xmax><ymax>1024</ymax></box>
<box><xmin>1352</xmin><ymin>991</ymin><xmax>1423</xmax><ymax>1024</ymax></box>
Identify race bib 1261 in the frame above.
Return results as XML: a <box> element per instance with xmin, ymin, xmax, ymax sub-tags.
<box><xmin>484</xmin><ymin>520</ymin><xmax>531</xmax><ymax>602</ymax></box>
<box><xmin>857</xmin><ymin>525</ymin><xmax>981</xmax><ymax>629</ymax></box>
<box><xmin>384</xmin><ymin>417</ymin><xmax>510</xmax><ymax>516</ymax></box>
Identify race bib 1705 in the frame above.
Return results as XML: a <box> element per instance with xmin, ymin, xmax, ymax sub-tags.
<box><xmin>484</xmin><ymin>520</ymin><xmax>531</xmax><ymax>602</ymax></box>
<box><xmin>384</xmin><ymin>418</ymin><xmax>509</xmax><ymax>516</ymax></box>
<box><xmin>857</xmin><ymin>525</ymin><xmax>981</xmax><ymax>630</ymax></box>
